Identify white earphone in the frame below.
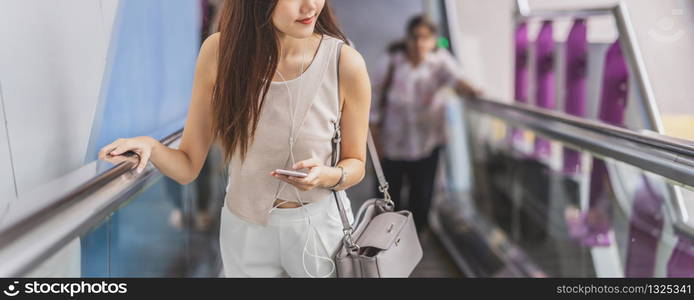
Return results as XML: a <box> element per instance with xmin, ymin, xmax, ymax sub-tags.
<box><xmin>267</xmin><ymin>36</ymin><xmax>336</xmax><ymax>278</ymax></box>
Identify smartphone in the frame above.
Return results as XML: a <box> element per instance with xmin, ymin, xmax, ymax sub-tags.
<box><xmin>274</xmin><ymin>169</ymin><xmax>308</xmax><ymax>178</ymax></box>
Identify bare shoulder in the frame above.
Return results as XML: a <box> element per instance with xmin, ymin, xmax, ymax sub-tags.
<box><xmin>197</xmin><ymin>32</ymin><xmax>220</xmax><ymax>78</ymax></box>
<box><xmin>201</xmin><ymin>32</ymin><xmax>220</xmax><ymax>57</ymax></box>
<box><xmin>339</xmin><ymin>44</ymin><xmax>369</xmax><ymax>89</ymax></box>
<box><xmin>338</xmin><ymin>43</ymin><xmax>368</xmax><ymax>82</ymax></box>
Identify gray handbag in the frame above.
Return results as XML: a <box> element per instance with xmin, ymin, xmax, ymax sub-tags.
<box><xmin>328</xmin><ymin>121</ymin><xmax>423</xmax><ymax>278</ymax></box>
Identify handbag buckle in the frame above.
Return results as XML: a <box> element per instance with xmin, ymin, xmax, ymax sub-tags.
<box><xmin>343</xmin><ymin>233</ymin><xmax>359</xmax><ymax>251</ymax></box>
<box><xmin>377</xmin><ymin>183</ymin><xmax>394</xmax><ymax>208</ymax></box>
<box><xmin>331</xmin><ymin>120</ymin><xmax>342</xmax><ymax>144</ymax></box>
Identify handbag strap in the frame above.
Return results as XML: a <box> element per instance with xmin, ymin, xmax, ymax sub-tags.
<box><xmin>367</xmin><ymin>131</ymin><xmax>391</xmax><ymax>202</ymax></box>
<box><xmin>330</xmin><ymin>40</ymin><xmax>393</xmax><ymax>250</ymax></box>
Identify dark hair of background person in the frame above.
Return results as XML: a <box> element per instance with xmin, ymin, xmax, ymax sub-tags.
<box><xmin>211</xmin><ymin>0</ymin><xmax>349</xmax><ymax>165</ymax></box>
<box><xmin>387</xmin><ymin>14</ymin><xmax>439</xmax><ymax>54</ymax></box>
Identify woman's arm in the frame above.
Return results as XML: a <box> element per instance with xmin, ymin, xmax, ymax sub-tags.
<box><xmin>453</xmin><ymin>78</ymin><xmax>482</xmax><ymax>98</ymax></box>
<box><xmin>438</xmin><ymin>49</ymin><xmax>481</xmax><ymax>98</ymax></box>
<box><xmin>330</xmin><ymin>44</ymin><xmax>372</xmax><ymax>190</ymax></box>
<box><xmin>273</xmin><ymin>43</ymin><xmax>371</xmax><ymax>191</ymax></box>
<box><xmin>99</xmin><ymin>33</ymin><xmax>219</xmax><ymax>185</ymax></box>
<box><xmin>150</xmin><ymin>33</ymin><xmax>219</xmax><ymax>184</ymax></box>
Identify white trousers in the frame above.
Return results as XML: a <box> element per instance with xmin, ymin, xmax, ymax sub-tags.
<box><xmin>219</xmin><ymin>191</ymin><xmax>355</xmax><ymax>278</ymax></box>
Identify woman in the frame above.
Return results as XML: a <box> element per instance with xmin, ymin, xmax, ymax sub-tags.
<box><xmin>99</xmin><ymin>0</ymin><xmax>371</xmax><ymax>278</ymax></box>
<box><xmin>370</xmin><ymin>15</ymin><xmax>480</xmax><ymax>233</ymax></box>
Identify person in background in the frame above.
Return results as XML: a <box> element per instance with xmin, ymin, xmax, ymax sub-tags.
<box><xmin>370</xmin><ymin>15</ymin><xmax>481</xmax><ymax>234</ymax></box>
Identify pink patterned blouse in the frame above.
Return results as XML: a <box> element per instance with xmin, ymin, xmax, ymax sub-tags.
<box><xmin>369</xmin><ymin>48</ymin><xmax>464</xmax><ymax>161</ymax></box>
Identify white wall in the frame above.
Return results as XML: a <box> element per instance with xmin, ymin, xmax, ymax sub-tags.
<box><xmin>446</xmin><ymin>0</ymin><xmax>515</xmax><ymax>101</ymax></box>
<box><xmin>0</xmin><ymin>0</ymin><xmax>120</xmax><ymax>205</ymax></box>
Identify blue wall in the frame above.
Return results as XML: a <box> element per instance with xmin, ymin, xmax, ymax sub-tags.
<box><xmin>82</xmin><ymin>0</ymin><xmax>201</xmax><ymax>277</ymax></box>
<box><xmin>86</xmin><ymin>0</ymin><xmax>201</xmax><ymax>161</ymax></box>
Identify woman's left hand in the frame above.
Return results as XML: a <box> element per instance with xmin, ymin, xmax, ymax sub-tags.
<box><xmin>270</xmin><ymin>157</ymin><xmax>337</xmax><ymax>191</ymax></box>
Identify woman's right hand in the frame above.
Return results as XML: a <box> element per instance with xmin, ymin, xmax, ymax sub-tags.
<box><xmin>98</xmin><ymin>136</ymin><xmax>158</xmax><ymax>173</ymax></box>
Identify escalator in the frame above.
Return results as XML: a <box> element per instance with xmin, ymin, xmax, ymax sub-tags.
<box><xmin>0</xmin><ymin>0</ymin><xmax>693</xmax><ymax>279</ymax></box>
<box><xmin>0</xmin><ymin>127</ymin><xmax>227</xmax><ymax>277</ymax></box>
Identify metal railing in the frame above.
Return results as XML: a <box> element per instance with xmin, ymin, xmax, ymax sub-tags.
<box><xmin>515</xmin><ymin>0</ymin><xmax>664</xmax><ymax>133</ymax></box>
<box><xmin>0</xmin><ymin>129</ymin><xmax>183</xmax><ymax>276</ymax></box>
<box><xmin>514</xmin><ymin>0</ymin><xmax>694</xmax><ymax>237</ymax></box>
<box><xmin>430</xmin><ymin>0</ymin><xmax>694</xmax><ymax>277</ymax></box>
<box><xmin>464</xmin><ymin>96</ymin><xmax>694</xmax><ymax>188</ymax></box>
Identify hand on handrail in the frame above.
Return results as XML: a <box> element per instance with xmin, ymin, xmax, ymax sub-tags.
<box><xmin>454</xmin><ymin>79</ymin><xmax>483</xmax><ymax>98</ymax></box>
<box><xmin>98</xmin><ymin>136</ymin><xmax>158</xmax><ymax>173</ymax></box>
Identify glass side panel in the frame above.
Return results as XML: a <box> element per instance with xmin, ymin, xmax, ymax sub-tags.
<box><xmin>457</xmin><ymin>109</ymin><xmax>693</xmax><ymax>277</ymax></box>
<box><xmin>23</xmin><ymin>146</ymin><xmax>228</xmax><ymax>278</ymax></box>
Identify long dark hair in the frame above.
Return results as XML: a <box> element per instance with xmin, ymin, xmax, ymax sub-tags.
<box><xmin>212</xmin><ymin>0</ymin><xmax>348</xmax><ymax>165</ymax></box>
<box><xmin>387</xmin><ymin>14</ymin><xmax>438</xmax><ymax>54</ymax></box>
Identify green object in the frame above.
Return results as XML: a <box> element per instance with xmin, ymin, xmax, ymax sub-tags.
<box><xmin>437</xmin><ymin>37</ymin><xmax>450</xmax><ymax>49</ymax></box>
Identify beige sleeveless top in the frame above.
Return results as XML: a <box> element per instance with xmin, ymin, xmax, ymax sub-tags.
<box><xmin>224</xmin><ymin>35</ymin><xmax>344</xmax><ymax>226</ymax></box>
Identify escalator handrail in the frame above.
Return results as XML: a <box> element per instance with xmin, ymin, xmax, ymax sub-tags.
<box><xmin>463</xmin><ymin>95</ymin><xmax>694</xmax><ymax>241</ymax></box>
<box><xmin>512</xmin><ymin>0</ymin><xmax>689</xmax><ymax>240</ymax></box>
<box><xmin>0</xmin><ymin>129</ymin><xmax>183</xmax><ymax>276</ymax></box>
<box><xmin>463</xmin><ymin>96</ymin><xmax>694</xmax><ymax>187</ymax></box>
<box><xmin>469</xmin><ymin>97</ymin><xmax>694</xmax><ymax>158</ymax></box>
